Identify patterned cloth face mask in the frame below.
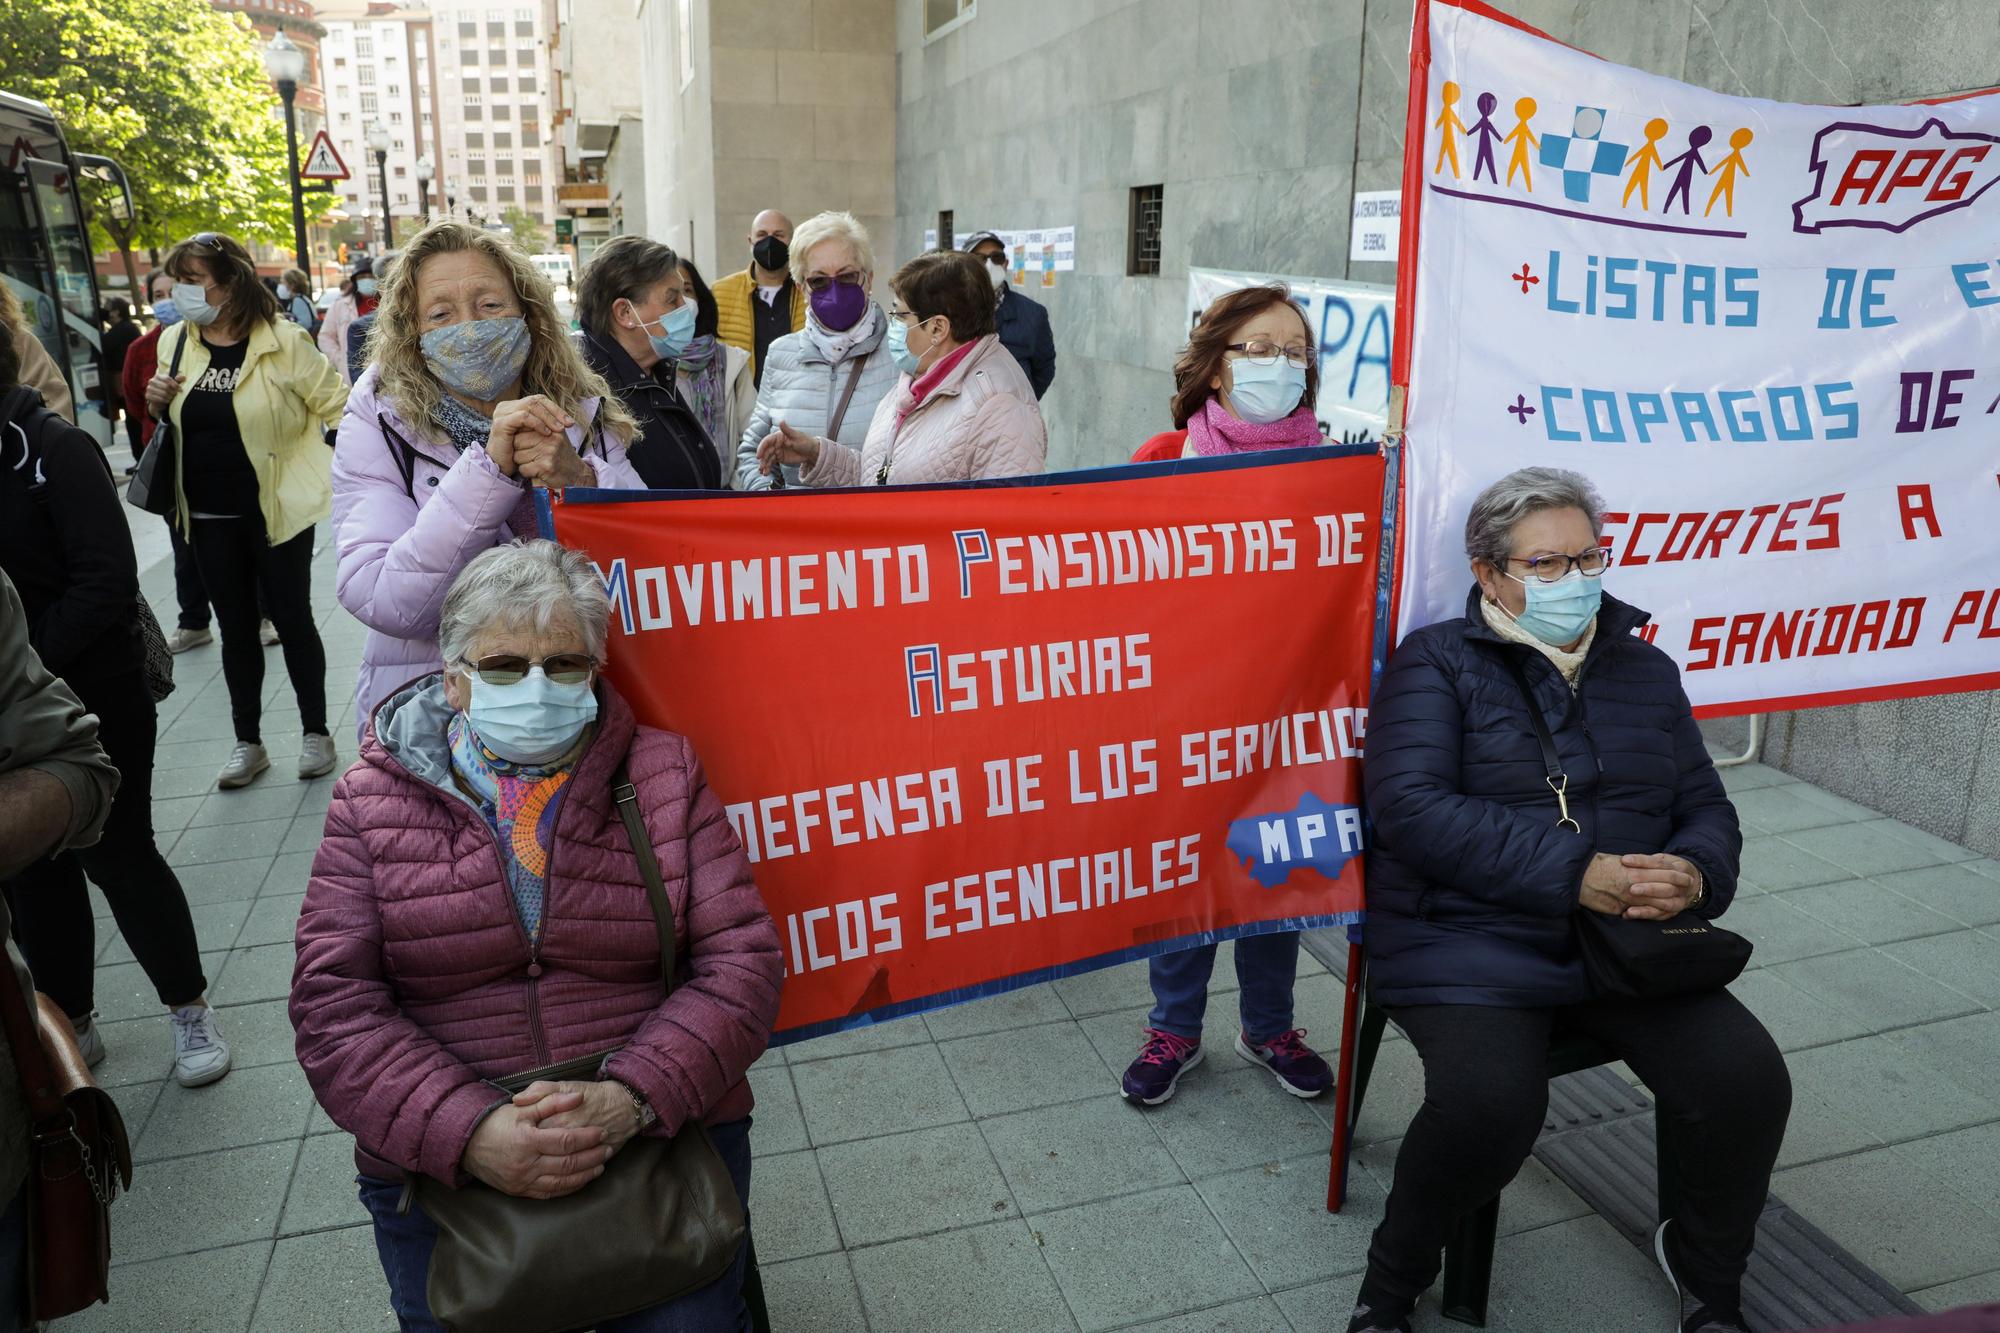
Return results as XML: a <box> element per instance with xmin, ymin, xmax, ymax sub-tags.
<box><xmin>420</xmin><ymin>316</ymin><xmax>532</xmax><ymax>402</ymax></box>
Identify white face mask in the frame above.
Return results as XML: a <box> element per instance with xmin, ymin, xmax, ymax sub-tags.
<box><xmin>171</xmin><ymin>282</ymin><xmax>218</xmax><ymax>326</ymax></box>
<box><xmin>985</xmin><ymin>258</ymin><xmax>1008</xmax><ymax>290</ymax></box>
<box><xmin>276</xmin><ymin>282</ymin><xmax>292</xmax><ymax>300</ymax></box>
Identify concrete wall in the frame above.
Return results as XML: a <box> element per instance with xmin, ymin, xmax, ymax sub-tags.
<box><xmin>893</xmin><ymin>0</ymin><xmax>2000</xmax><ymax>857</ymax></box>
<box><xmin>605</xmin><ymin>117</ymin><xmax>649</xmax><ymax>237</ymax></box>
<box><xmin>638</xmin><ymin>0</ymin><xmax>896</xmax><ymax>280</ymax></box>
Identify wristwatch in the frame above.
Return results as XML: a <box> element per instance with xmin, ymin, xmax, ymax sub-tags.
<box><xmin>613</xmin><ymin>1079</ymin><xmax>657</xmax><ymax>1131</ymax></box>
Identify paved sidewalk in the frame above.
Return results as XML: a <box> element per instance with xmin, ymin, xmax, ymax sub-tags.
<box><xmin>53</xmin><ymin>540</ymin><xmax>2000</xmax><ymax>1331</ymax></box>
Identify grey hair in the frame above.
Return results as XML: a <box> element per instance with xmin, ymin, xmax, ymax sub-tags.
<box><xmin>788</xmin><ymin>211</ymin><xmax>875</xmax><ymax>285</ymax></box>
<box><xmin>439</xmin><ymin>540</ymin><xmax>611</xmax><ymax>669</ymax></box>
<box><xmin>1464</xmin><ymin>467</ymin><xmax>1607</xmax><ymax>568</ymax></box>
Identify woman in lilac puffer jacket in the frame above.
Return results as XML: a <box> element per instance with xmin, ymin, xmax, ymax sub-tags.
<box><xmin>292</xmin><ymin>540</ymin><xmax>782</xmax><ymax>1331</ymax></box>
<box><xmin>332</xmin><ymin>219</ymin><xmax>644</xmax><ymax>741</ymax></box>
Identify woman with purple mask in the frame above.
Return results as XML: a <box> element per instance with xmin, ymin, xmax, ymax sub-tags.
<box><xmin>733</xmin><ymin>211</ymin><xmax>901</xmax><ymax>490</ymax></box>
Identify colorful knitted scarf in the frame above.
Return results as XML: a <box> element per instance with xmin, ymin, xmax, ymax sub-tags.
<box><xmin>447</xmin><ymin>712</ymin><xmax>582</xmax><ymax>942</ymax></box>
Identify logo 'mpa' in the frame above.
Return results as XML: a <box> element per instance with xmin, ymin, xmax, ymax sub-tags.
<box><xmin>1793</xmin><ymin>117</ymin><xmax>2000</xmax><ymax>234</ymax></box>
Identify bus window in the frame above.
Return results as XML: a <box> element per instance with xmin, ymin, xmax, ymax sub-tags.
<box><xmin>25</xmin><ymin>157</ymin><xmax>104</xmax><ymax>422</ymax></box>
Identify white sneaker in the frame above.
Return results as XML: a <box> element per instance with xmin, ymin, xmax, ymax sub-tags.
<box><xmin>166</xmin><ymin>626</ymin><xmax>213</xmax><ymax>653</ymax></box>
<box><xmin>217</xmin><ymin>741</ymin><xmax>270</xmax><ymax>789</ymax></box>
<box><xmin>74</xmin><ymin>1014</ymin><xmax>106</xmax><ymax>1068</ymax></box>
<box><xmin>298</xmin><ymin>732</ymin><xmax>338</xmax><ymax>780</ymax></box>
<box><xmin>259</xmin><ymin>618</ymin><xmax>281</xmax><ymax>647</ymax></box>
<box><xmin>170</xmin><ymin>1005</ymin><xmax>232</xmax><ymax>1087</ymax></box>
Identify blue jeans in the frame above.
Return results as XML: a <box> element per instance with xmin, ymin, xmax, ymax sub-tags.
<box><xmin>1147</xmin><ymin>932</ymin><xmax>1301</xmax><ymax>1041</ymax></box>
<box><xmin>358</xmin><ymin>1118</ymin><xmax>753</xmax><ymax>1333</ymax></box>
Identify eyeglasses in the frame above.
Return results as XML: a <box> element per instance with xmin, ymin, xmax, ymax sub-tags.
<box><xmin>803</xmin><ymin>271</ymin><xmax>865</xmax><ymax>295</ymax></box>
<box><xmin>1225</xmin><ymin>340</ymin><xmax>1314</xmax><ymax>370</ymax></box>
<box><xmin>1507</xmin><ymin>549</ymin><xmax>1613</xmax><ymax>583</ymax></box>
<box><xmin>977</xmin><ymin>252</ymin><xmax>1008</xmax><ymax>267</ymax></box>
<box><xmin>456</xmin><ymin>653</ymin><xmax>597</xmax><ymax>686</ymax></box>
<box><xmin>888</xmin><ymin>307</ymin><xmax>922</xmax><ymax>324</ymax></box>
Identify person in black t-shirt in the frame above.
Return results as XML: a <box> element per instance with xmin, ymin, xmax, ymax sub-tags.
<box><xmin>144</xmin><ymin>232</ymin><xmax>348</xmax><ymax>791</ymax></box>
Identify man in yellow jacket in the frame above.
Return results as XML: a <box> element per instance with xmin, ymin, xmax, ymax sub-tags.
<box><xmin>711</xmin><ymin>209</ymin><xmax>803</xmax><ymax>388</ymax></box>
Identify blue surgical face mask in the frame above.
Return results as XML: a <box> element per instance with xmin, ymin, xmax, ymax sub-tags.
<box><xmin>635</xmin><ymin>297</ymin><xmax>696</xmax><ymax>360</ymax></box>
<box><xmin>357</xmin><ymin>278</ymin><xmax>379</xmax><ymax>297</ymax></box>
<box><xmin>465</xmin><ymin>666</ymin><xmax>599</xmax><ymax>766</ymax></box>
<box><xmin>1225</xmin><ymin>359</ymin><xmax>1307</xmax><ymax>425</ymax></box>
<box><xmin>171</xmin><ymin>282</ymin><xmax>218</xmax><ymax>327</ymax></box>
<box><xmin>421</xmin><ymin>316</ymin><xmax>532</xmax><ymax>402</ymax></box>
<box><xmin>885</xmin><ymin>315</ymin><xmax>930</xmax><ymax>376</ymax></box>
<box><xmin>152</xmin><ymin>298</ymin><xmax>182</xmax><ymax>327</ymax></box>
<box><xmin>1505</xmin><ymin>569</ymin><xmax>1603</xmax><ymax>646</ymax></box>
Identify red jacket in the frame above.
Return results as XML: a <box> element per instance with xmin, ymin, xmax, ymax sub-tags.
<box><xmin>291</xmin><ymin>677</ymin><xmax>783</xmax><ymax>1182</ymax></box>
<box><xmin>1132</xmin><ymin>430</ymin><xmax>1187</xmax><ymax>462</ymax></box>
<box><xmin>122</xmin><ymin>325</ymin><xmax>164</xmax><ymax>448</ymax></box>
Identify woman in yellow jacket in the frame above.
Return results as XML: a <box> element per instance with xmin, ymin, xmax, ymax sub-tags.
<box><xmin>144</xmin><ymin>233</ymin><xmax>349</xmax><ymax>790</ymax></box>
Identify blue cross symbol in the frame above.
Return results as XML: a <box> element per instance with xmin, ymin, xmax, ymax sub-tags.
<box><xmin>1538</xmin><ymin>106</ymin><xmax>1628</xmax><ymax>203</ymax></box>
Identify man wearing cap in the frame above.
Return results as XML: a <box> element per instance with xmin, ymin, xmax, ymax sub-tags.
<box><xmin>964</xmin><ymin>231</ymin><xmax>1056</xmax><ymax>399</ymax></box>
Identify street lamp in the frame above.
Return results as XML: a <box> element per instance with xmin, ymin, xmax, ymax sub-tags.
<box><xmin>416</xmin><ymin>154</ymin><xmax>434</xmax><ymax>220</ymax></box>
<box><xmin>263</xmin><ymin>32</ymin><xmax>311</xmax><ymax>274</ymax></box>
<box><xmin>366</xmin><ymin>118</ymin><xmax>393</xmax><ymax>248</ymax></box>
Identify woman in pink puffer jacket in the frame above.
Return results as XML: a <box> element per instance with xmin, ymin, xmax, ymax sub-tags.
<box><xmin>754</xmin><ymin>249</ymin><xmax>1046</xmax><ymax>486</ymax></box>
<box><xmin>332</xmin><ymin>220</ymin><xmax>645</xmax><ymax>742</ymax></box>
<box><xmin>292</xmin><ymin>540</ymin><xmax>781</xmax><ymax>1331</ymax></box>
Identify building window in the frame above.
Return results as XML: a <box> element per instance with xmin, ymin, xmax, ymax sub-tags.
<box><xmin>492</xmin><ymin>131</ymin><xmax>512</xmax><ymax>149</ymax></box>
<box><xmin>523</xmin><ymin>160</ymin><xmax>540</xmax><ymax>181</ymax></box>
<box><xmin>333</xmin><ymin>56</ymin><xmax>347</xmax><ymax>68</ymax></box>
<box><xmin>394</xmin><ymin>164</ymin><xmax>407</xmax><ymax>177</ymax></box>
<box><xmin>492</xmin><ymin>103</ymin><xmax>511</xmax><ymax>120</ymax></box>
<box><xmin>356</xmin><ymin>35</ymin><xmax>374</xmax><ymax>57</ymax></box>
<box><xmin>458</xmin><ymin>20</ymin><xmax>477</xmax><ymax>37</ymax></box>
<box><xmin>923</xmin><ymin>0</ymin><xmax>975</xmax><ymax>40</ymax></box>
<box><xmin>421</xmin><ymin>111</ymin><xmax>432</xmax><ymax>124</ymax></box>
<box><xmin>470</xmin><ymin>185</ymin><xmax>487</xmax><ymax>201</ymax></box>
<box><xmin>460</xmin><ymin>48</ymin><xmax>479</xmax><ymax>64</ymax></box>
<box><xmin>526</xmin><ymin>186</ymin><xmax>543</xmax><ymax>204</ymax></box>
<box><xmin>388</xmin><ymin>85</ymin><xmax>401</xmax><ymax>97</ymax></box>
<box><xmin>935</xmin><ymin>210</ymin><xmax>953</xmax><ymax>249</ymax></box>
<box><xmin>466</xmin><ymin>132</ymin><xmax>485</xmax><ymax>149</ymax></box>
<box><xmin>516</xmin><ymin>49</ymin><xmax>536</xmax><ymax>67</ymax></box>
<box><xmin>462</xmin><ymin>77</ymin><xmax>480</xmax><ymax>95</ymax></box>
<box><xmin>515</xmin><ymin>19</ymin><xmax>534</xmax><ymax>35</ymax></box>
<box><xmin>389</xmin><ymin>111</ymin><xmax>403</xmax><ymax>124</ymax></box>
<box><xmin>518</xmin><ymin>75</ymin><xmax>536</xmax><ymax>93</ymax></box>
<box><xmin>1128</xmin><ymin>184</ymin><xmax>1164</xmax><ymax>276</ymax></box>
<box><xmin>466</xmin><ymin>105</ymin><xmax>483</xmax><ymax>120</ymax></box>
<box><xmin>465</xmin><ymin>94</ymin><xmax>482</xmax><ymax>105</ymax></box>
<box><xmin>396</xmin><ymin>192</ymin><xmax>410</xmax><ymax>205</ymax></box>
<box><xmin>358</xmin><ymin>64</ymin><xmax>375</xmax><ymax>85</ymax></box>
<box><xmin>393</xmin><ymin>138</ymin><xmax>406</xmax><ymax>151</ymax></box>
<box><xmin>360</xmin><ymin>91</ymin><xmax>378</xmax><ymax>113</ymax></box>
<box><xmin>335</xmin><ymin>84</ymin><xmax>350</xmax><ymax>98</ymax></box>
<box><xmin>489</xmin><ymin>76</ymin><xmax>509</xmax><ymax>92</ymax></box>
<box><xmin>498</xmin><ymin>186</ymin><xmax>516</xmax><ymax>202</ymax></box>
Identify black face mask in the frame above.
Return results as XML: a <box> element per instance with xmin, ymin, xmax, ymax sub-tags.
<box><xmin>753</xmin><ymin>235</ymin><xmax>790</xmax><ymax>274</ymax></box>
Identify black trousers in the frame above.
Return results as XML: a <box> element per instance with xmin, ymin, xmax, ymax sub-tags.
<box><xmin>4</xmin><ymin>669</ymin><xmax>208</xmax><ymax>1017</ymax></box>
<box><xmin>166</xmin><ymin>513</ymin><xmax>211</xmax><ymax>631</ymax></box>
<box><xmin>1365</xmin><ymin>991</ymin><xmax>1791</xmax><ymax>1313</ymax></box>
<box><xmin>188</xmin><ymin>516</ymin><xmax>326</xmax><ymax>743</ymax></box>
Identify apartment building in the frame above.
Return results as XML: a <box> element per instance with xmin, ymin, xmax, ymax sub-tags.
<box><xmin>429</xmin><ymin>0</ymin><xmax>562</xmax><ymax>233</ymax></box>
<box><xmin>316</xmin><ymin>0</ymin><xmax>444</xmax><ymax>247</ymax></box>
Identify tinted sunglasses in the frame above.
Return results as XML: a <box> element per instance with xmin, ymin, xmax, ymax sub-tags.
<box><xmin>457</xmin><ymin>653</ymin><xmax>596</xmax><ymax>686</ymax></box>
<box><xmin>803</xmin><ymin>271</ymin><xmax>865</xmax><ymax>294</ymax></box>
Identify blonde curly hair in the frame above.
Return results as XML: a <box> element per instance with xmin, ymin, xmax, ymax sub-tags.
<box><xmin>365</xmin><ymin>219</ymin><xmax>636</xmax><ymax>446</ymax></box>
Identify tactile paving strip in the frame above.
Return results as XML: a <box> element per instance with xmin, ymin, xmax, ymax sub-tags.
<box><xmin>1303</xmin><ymin>929</ymin><xmax>1923</xmax><ymax>1330</ymax></box>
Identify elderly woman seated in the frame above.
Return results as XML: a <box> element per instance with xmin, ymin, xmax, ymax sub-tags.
<box><xmin>331</xmin><ymin>218</ymin><xmax>645</xmax><ymax>741</ymax></box>
<box><xmin>291</xmin><ymin>539</ymin><xmax>782</xmax><ymax>1332</ymax></box>
<box><xmin>1347</xmin><ymin>468</ymin><xmax>1789</xmax><ymax>1333</ymax></box>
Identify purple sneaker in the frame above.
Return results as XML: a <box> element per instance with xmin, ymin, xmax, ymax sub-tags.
<box><xmin>1235</xmin><ymin>1028</ymin><xmax>1333</xmax><ymax>1098</ymax></box>
<box><xmin>1120</xmin><ymin>1028</ymin><xmax>1203</xmax><ymax>1105</ymax></box>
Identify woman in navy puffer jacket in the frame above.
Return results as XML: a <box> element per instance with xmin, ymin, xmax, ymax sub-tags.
<box><xmin>1345</xmin><ymin>468</ymin><xmax>1789</xmax><ymax>1333</ymax></box>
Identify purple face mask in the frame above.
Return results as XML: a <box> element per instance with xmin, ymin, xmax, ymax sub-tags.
<box><xmin>809</xmin><ymin>280</ymin><xmax>869</xmax><ymax>332</ymax></box>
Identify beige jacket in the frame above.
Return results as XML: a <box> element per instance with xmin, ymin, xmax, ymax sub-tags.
<box><xmin>803</xmin><ymin>334</ymin><xmax>1046</xmax><ymax>487</ymax></box>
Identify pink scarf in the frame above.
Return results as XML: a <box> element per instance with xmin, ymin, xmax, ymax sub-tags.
<box><xmin>1183</xmin><ymin>398</ymin><xmax>1321</xmax><ymax>456</ymax></box>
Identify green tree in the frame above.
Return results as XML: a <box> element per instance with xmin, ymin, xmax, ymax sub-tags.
<box><xmin>501</xmin><ymin>206</ymin><xmax>550</xmax><ymax>254</ymax></box>
<box><xmin>0</xmin><ymin>0</ymin><xmax>297</xmax><ymax>270</ymax></box>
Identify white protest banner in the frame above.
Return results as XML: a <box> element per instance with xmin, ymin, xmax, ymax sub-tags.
<box><xmin>923</xmin><ymin>226</ymin><xmax>1077</xmax><ymax>284</ymax></box>
<box><xmin>1190</xmin><ymin>267</ymin><xmax>1394</xmax><ymax>444</ymax></box>
<box><xmin>1394</xmin><ymin>0</ymin><xmax>2000</xmax><ymax>716</ymax></box>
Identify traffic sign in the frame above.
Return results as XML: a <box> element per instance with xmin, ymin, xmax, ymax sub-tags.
<box><xmin>300</xmin><ymin>130</ymin><xmax>350</xmax><ymax>182</ymax></box>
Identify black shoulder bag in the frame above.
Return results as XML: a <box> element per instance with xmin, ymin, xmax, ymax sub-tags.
<box><xmin>125</xmin><ymin>326</ymin><xmax>187</xmax><ymax>517</ymax></box>
<box><xmin>1496</xmin><ymin>651</ymin><xmax>1752</xmax><ymax>1000</ymax></box>
<box><xmin>412</xmin><ymin>762</ymin><xmax>748</xmax><ymax>1333</ymax></box>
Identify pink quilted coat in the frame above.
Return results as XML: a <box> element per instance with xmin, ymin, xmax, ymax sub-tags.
<box><xmin>291</xmin><ymin>674</ymin><xmax>782</xmax><ymax>1183</ymax></box>
<box><xmin>801</xmin><ymin>333</ymin><xmax>1046</xmax><ymax>487</ymax></box>
<box><xmin>331</xmin><ymin>366</ymin><xmax>645</xmax><ymax>741</ymax></box>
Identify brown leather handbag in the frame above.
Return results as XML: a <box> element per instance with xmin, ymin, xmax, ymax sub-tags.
<box><xmin>412</xmin><ymin>765</ymin><xmax>748</xmax><ymax>1333</ymax></box>
<box><xmin>0</xmin><ymin>953</ymin><xmax>134</xmax><ymax>1321</ymax></box>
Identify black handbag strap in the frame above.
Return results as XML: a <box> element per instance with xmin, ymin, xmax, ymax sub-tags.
<box><xmin>1495</xmin><ymin>651</ymin><xmax>1581</xmax><ymax>833</ymax></box>
<box><xmin>611</xmin><ymin>761</ymin><xmax>677</xmax><ymax>994</ymax></box>
<box><xmin>824</xmin><ymin>352</ymin><xmax>869</xmax><ymax>441</ymax></box>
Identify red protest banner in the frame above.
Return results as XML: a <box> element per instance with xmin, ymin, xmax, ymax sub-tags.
<box><xmin>545</xmin><ymin>450</ymin><xmax>1382</xmax><ymax>1041</ymax></box>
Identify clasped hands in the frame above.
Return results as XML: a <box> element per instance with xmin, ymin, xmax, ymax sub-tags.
<box><xmin>1580</xmin><ymin>851</ymin><xmax>1702</xmax><ymax>921</ymax></box>
<box><xmin>460</xmin><ymin>1078</ymin><xmax>644</xmax><ymax>1200</ymax></box>
<box><xmin>485</xmin><ymin>394</ymin><xmax>594</xmax><ymax>488</ymax></box>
